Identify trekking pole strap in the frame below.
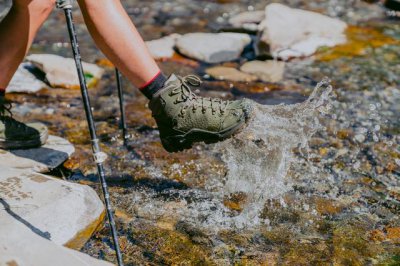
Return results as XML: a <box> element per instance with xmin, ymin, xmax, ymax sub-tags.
<box><xmin>56</xmin><ymin>0</ymin><xmax>74</xmax><ymax>9</ymax></box>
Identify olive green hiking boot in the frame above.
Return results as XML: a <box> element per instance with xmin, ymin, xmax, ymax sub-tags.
<box><xmin>149</xmin><ymin>74</ymin><xmax>253</xmax><ymax>152</ymax></box>
<box><xmin>0</xmin><ymin>95</ymin><xmax>48</xmax><ymax>150</ymax></box>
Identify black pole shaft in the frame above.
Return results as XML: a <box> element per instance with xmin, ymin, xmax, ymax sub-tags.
<box><xmin>63</xmin><ymin>8</ymin><xmax>123</xmax><ymax>266</ymax></box>
<box><xmin>115</xmin><ymin>68</ymin><xmax>128</xmax><ymax>144</ymax></box>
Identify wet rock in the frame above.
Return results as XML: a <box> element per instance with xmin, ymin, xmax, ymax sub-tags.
<box><xmin>26</xmin><ymin>54</ymin><xmax>104</xmax><ymax>89</ymax></box>
<box><xmin>0</xmin><ymin>211</ymin><xmax>111</xmax><ymax>266</ymax></box>
<box><xmin>205</xmin><ymin>66</ymin><xmax>257</xmax><ymax>82</ymax></box>
<box><xmin>6</xmin><ymin>63</ymin><xmax>49</xmax><ymax>93</ymax></box>
<box><xmin>176</xmin><ymin>33</ymin><xmax>252</xmax><ymax>63</ymax></box>
<box><xmin>228</xmin><ymin>10</ymin><xmax>265</xmax><ymax>31</ymax></box>
<box><xmin>240</xmin><ymin>60</ymin><xmax>285</xmax><ymax>82</ymax></box>
<box><xmin>0</xmin><ymin>168</ymin><xmax>105</xmax><ymax>248</ymax></box>
<box><xmin>146</xmin><ymin>34</ymin><xmax>181</xmax><ymax>59</ymax></box>
<box><xmin>259</xmin><ymin>3</ymin><xmax>347</xmax><ymax>60</ymax></box>
<box><xmin>0</xmin><ymin>135</ymin><xmax>75</xmax><ymax>173</ymax></box>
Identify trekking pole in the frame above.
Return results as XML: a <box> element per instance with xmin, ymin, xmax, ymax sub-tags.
<box><xmin>115</xmin><ymin>68</ymin><xmax>128</xmax><ymax>145</ymax></box>
<box><xmin>56</xmin><ymin>1</ymin><xmax>123</xmax><ymax>265</ymax></box>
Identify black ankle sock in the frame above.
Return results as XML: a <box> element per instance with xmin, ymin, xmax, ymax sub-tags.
<box><xmin>139</xmin><ymin>72</ymin><xmax>167</xmax><ymax>100</ymax></box>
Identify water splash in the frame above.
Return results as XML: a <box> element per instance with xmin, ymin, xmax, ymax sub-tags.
<box><xmin>131</xmin><ymin>79</ymin><xmax>334</xmax><ymax>230</ymax></box>
<box><xmin>205</xmin><ymin>78</ymin><xmax>333</xmax><ymax>228</ymax></box>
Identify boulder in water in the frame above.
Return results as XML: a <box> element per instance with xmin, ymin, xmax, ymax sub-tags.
<box><xmin>259</xmin><ymin>3</ymin><xmax>347</xmax><ymax>60</ymax></box>
<box><xmin>26</xmin><ymin>54</ymin><xmax>104</xmax><ymax>89</ymax></box>
<box><xmin>240</xmin><ymin>60</ymin><xmax>285</xmax><ymax>82</ymax></box>
<box><xmin>6</xmin><ymin>63</ymin><xmax>49</xmax><ymax>93</ymax></box>
<box><xmin>176</xmin><ymin>33</ymin><xmax>252</xmax><ymax>63</ymax></box>
<box><xmin>146</xmin><ymin>34</ymin><xmax>181</xmax><ymax>59</ymax></box>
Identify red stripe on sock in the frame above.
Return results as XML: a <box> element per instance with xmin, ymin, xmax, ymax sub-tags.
<box><xmin>139</xmin><ymin>71</ymin><xmax>162</xmax><ymax>90</ymax></box>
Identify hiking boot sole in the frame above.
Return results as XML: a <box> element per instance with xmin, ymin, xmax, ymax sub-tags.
<box><xmin>0</xmin><ymin>128</ymin><xmax>49</xmax><ymax>150</ymax></box>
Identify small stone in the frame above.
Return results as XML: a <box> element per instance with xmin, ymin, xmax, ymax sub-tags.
<box><xmin>228</xmin><ymin>10</ymin><xmax>265</xmax><ymax>28</ymax></box>
<box><xmin>0</xmin><ymin>135</ymin><xmax>75</xmax><ymax>173</ymax></box>
<box><xmin>176</xmin><ymin>33</ymin><xmax>252</xmax><ymax>63</ymax></box>
<box><xmin>205</xmin><ymin>66</ymin><xmax>258</xmax><ymax>82</ymax></box>
<box><xmin>240</xmin><ymin>60</ymin><xmax>285</xmax><ymax>82</ymax></box>
<box><xmin>386</xmin><ymin>227</ymin><xmax>400</xmax><ymax>241</ymax></box>
<box><xmin>26</xmin><ymin>54</ymin><xmax>104</xmax><ymax>89</ymax></box>
<box><xmin>7</xmin><ymin>63</ymin><xmax>49</xmax><ymax>93</ymax></box>
<box><xmin>259</xmin><ymin>3</ymin><xmax>347</xmax><ymax>60</ymax></box>
<box><xmin>146</xmin><ymin>34</ymin><xmax>182</xmax><ymax>59</ymax></box>
<box><xmin>354</xmin><ymin>134</ymin><xmax>366</xmax><ymax>143</ymax></box>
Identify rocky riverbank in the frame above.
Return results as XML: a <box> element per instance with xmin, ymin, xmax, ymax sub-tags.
<box><xmin>0</xmin><ymin>0</ymin><xmax>399</xmax><ymax>265</ymax></box>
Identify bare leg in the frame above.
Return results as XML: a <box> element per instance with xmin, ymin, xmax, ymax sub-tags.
<box><xmin>0</xmin><ymin>0</ymin><xmax>55</xmax><ymax>89</ymax></box>
<box><xmin>77</xmin><ymin>0</ymin><xmax>161</xmax><ymax>88</ymax></box>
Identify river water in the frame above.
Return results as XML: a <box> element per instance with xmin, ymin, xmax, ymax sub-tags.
<box><xmin>1</xmin><ymin>0</ymin><xmax>399</xmax><ymax>265</ymax></box>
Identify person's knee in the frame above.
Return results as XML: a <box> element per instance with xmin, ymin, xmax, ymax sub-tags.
<box><xmin>13</xmin><ymin>0</ymin><xmax>56</xmax><ymax>14</ymax></box>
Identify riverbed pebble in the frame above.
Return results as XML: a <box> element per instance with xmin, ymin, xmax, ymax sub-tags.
<box><xmin>240</xmin><ymin>60</ymin><xmax>285</xmax><ymax>82</ymax></box>
<box><xmin>176</xmin><ymin>32</ymin><xmax>252</xmax><ymax>63</ymax></box>
<box><xmin>205</xmin><ymin>66</ymin><xmax>258</xmax><ymax>82</ymax></box>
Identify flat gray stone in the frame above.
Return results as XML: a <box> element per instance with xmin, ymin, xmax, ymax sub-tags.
<box><xmin>0</xmin><ymin>206</ymin><xmax>111</xmax><ymax>266</ymax></box>
<box><xmin>146</xmin><ymin>34</ymin><xmax>181</xmax><ymax>59</ymax></box>
<box><xmin>259</xmin><ymin>3</ymin><xmax>347</xmax><ymax>60</ymax></box>
<box><xmin>0</xmin><ymin>167</ymin><xmax>105</xmax><ymax>246</ymax></box>
<box><xmin>26</xmin><ymin>54</ymin><xmax>104</xmax><ymax>89</ymax></box>
<box><xmin>176</xmin><ymin>33</ymin><xmax>251</xmax><ymax>63</ymax></box>
<box><xmin>240</xmin><ymin>60</ymin><xmax>285</xmax><ymax>82</ymax></box>
<box><xmin>7</xmin><ymin>63</ymin><xmax>49</xmax><ymax>93</ymax></box>
<box><xmin>0</xmin><ymin>135</ymin><xmax>75</xmax><ymax>173</ymax></box>
<box><xmin>205</xmin><ymin>66</ymin><xmax>258</xmax><ymax>82</ymax></box>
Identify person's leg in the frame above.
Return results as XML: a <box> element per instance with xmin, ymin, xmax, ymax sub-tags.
<box><xmin>0</xmin><ymin>0</ymin><xmax>56</xmax><ymax>90</ymax></box>
<box><xmin>77</xmin><ymin>0</ymin><xmax>162</xmax><ymax>91</ymax></box>
<box><xmin>77</xmin><ymin>0</ymin><xmax>253</xmax><ymax>152</ymax></box>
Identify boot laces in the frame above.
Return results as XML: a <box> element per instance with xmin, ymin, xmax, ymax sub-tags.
<box><xmin>0</xmin><ymin>97</ymin><xmax>33</xmax><ymax>132</ymax></box>
<box><xmin>0</xmin><ymin>97</ymin><xmax>13</xmax><ymax>119</ymax></box>
<box><xmin>169</xmin><ymin>75</ymin><xmax>229</xmax><ymax>117</ymax></box>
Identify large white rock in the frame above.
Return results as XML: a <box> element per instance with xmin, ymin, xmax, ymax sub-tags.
<box><xmin>0</xmin><ymin>135</ymin><xmax>75</xmax><ymax>173</ymax></box>
<box><xmin>146</xmin><ymin>34</ymin><xmax>181</xmax><ymax>59</ymax></box>
<box><xmin>26</xmin><ymin>54</ymin><xmax>104</xmax><ymax>89</ymax></box>
<box><xmin>6</xmin><ymin>63</ymin><xmax>49</xmax><ymax>93</ymax></box>
<box><xmin>176</xmin><ymin>33</ymin><xmax>252</xmax><ymax>63</ymax></box>
<box><xmin>0</xmin><ymin>210</ymin><xmax>111</xmax><ymax>266</ymax></box>
<box><xmin>240</xmin><ymin>60</ymin><xmax>285</xmax><ymax>82</ymax></box>
<box><xmin>0</xmin><ymin>168</ymin><xmax>105</xmax><ymax>247</ymax></box>
<box><xmin>259</xmin><ymin>3</ymin><xmax>347</xmax><ymax>60</ymax></box>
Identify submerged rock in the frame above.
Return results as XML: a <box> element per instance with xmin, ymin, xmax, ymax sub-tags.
<box><xmin>146</xmin><ymin>34</ymin><xmax>181</xmax><ymax>59</ymax></box>
<box><xmin>0</xmin><ymin>135</ymin><xmax>75</xmax><ymax>173</ymax></box>
<box><xmin>0</xmin><ymin>168</ymin><xmax>105</xmax><ymax>248</ymax></box>
<box><xmin>240</xmin><ymin>60</ymin><xmax>285</xmax><ymax>82</ymax></box>
<box><xmin>205</xmin><ymin>66</ymin><xmax>258</xmax><ymax>82</ymax></box>
<box><xmin>176</xmin><ymin>33</ymin><xmax>252</xmax><ymax>63</ymax></box>
<box><xmin>26</xmin><ymin>54</ymin><xmax>104</xmax><ymax>89</ymax></box>
<box><xmin>6</xmin><ymin>63</ymin><xmax>49</xmax><ymax>93</ymax></box>
<box><xmin>259</xmin><ymin>3</ymin><xmax>347</xmax><ymax>60</ymax></box>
